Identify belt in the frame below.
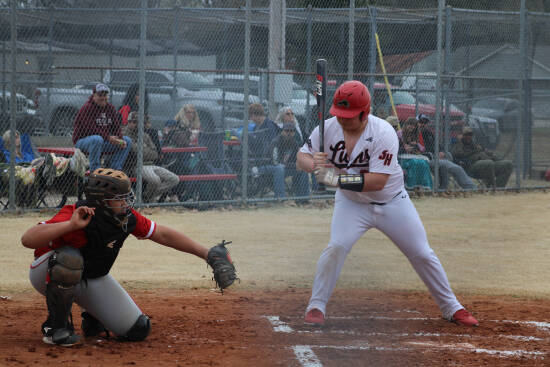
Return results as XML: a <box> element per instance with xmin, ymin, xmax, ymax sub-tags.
<box><xmin>369</xmin><ymin>191</ymin><xmax>402</xmax><ymax>206</ymax></box>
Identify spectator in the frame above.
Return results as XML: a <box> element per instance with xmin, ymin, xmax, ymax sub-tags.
<box><xmin>118</xmin><ymin>83</ymin><xmax>150</xmax><ymax>126</ymax></box>
<box><xmin>398</xmin><ymin>118</ymin><xmax>433</xmax><ymax>191</ymax></box>
<box><xmin>1</xmin><ymin>129</ymin><xmax>87</xmax><ymax>183</ymax></box>
<box><xmin>174</xmin><ymin>104</ymin><xmax>201</xmax><ymax>146</ymax></box>
<box><xmin>161</xmin><ymin>119</ymin><xmax>195</xmax><ymax>202</ymax></box>
<box><xmin>144</xmin><ymin>114</ymin><xmax>162</xmax><ymax>164</ymax></box>
<box><xmin>385</xmin><ymin>115</ymin><xmax>402</xmax><ymax>139</ymax></box>
<box><xmin>416</xmin><ymin>114</ymin><xmax>476</xmax><ymax>190</ymax></box>
<box><xmin>274</xmin><ymin>106</ymin><xmax>304</xmax><ymax>142</ymax></box>
<box><xmin>248</xmin><ymin>103</ymin><xmax>285</xmax><ymax>199</ymax></box>
<box><xmin>268</xmin><ymin>122</ymin><xmax>310</xmax><ymax>200</ymax></box>
<box><xmin>73</xmin><ymin>83</ymin><xmax>132</xmax><ymax>172</ymax></box>
<box><xmin>452</xmin><ymin>126</ymin><xmax>513</xmax><ymax>188</ymax></box>
<box><xmin>122</xmin><ymin>112</ymin><xmax>179</xmax><ymax>202</ymax></box>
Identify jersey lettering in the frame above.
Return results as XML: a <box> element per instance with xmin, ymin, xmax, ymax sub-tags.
<box><xmin>329</xmin><ymin>140</ymin><xmax>370</xmax><ymax>169</ymax></box>
<box><xmin>379</xmin><ymin>150</ymin><xmax>393</xmax><ymax>166</ymax></box>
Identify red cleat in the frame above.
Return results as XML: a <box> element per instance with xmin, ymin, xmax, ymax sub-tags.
<box><xmin>305</xmin><ymin>308</ymin><xmax>325</xmax><ymax>326</ymax></box>
<box><xmin>451</xmin><ymin>309</ymin><xmax>479</xmax><ymax>327</ymax></box>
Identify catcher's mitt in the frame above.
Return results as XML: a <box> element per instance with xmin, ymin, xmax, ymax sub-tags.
<box><xmin>207</xmin><ymin>240</ymin><xmax>237</xmax><ymax>293</ymax></box>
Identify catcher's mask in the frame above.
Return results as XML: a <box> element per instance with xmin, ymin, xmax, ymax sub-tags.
<box><xmin>84</xmin><ymin>168</ymin><xmax>135</xmax><ymax>222</ymax></box>
<box><xmin>329</xmin><ymin>80</ymin><xmax>371</xmax><ymax>119</ymax></box>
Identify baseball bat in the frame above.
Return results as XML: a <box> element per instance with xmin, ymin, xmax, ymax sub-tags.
<box><xmin>315</xmin><ymin>58</ymin><xmax>327</xmax><ymax>191</ymax></box>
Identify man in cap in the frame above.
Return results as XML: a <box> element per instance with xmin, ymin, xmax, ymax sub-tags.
<box><xmin>73</xmin><ymin>83</ymin><xmax>132</xmax><ymax>172</ymax></box>
<box><xmin>452</xmin><ymin>126</ymin><xmax>513</xmax><ymax>188</ymax></box>
<box><xmin>416</xmin><ymin>114</ymin><xmax>476</xmax><ymax>190</ymax></box>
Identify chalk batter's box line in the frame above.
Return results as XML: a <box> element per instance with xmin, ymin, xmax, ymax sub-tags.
<box><xmin>264</xmin><ymin>316</ymin><xmax>548</xmax><ymax>367</ymax></box>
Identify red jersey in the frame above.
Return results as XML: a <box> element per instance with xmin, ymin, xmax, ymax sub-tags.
<box><xmin>34</xmin><ymin>204</ymin><xmax>156</xmax><ymax>258</ymax></box>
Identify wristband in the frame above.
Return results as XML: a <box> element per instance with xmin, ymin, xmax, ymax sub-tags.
<box><xmin>338</xmin><ymin>173</ymin><xmax>364</xmax><ymax>192</ymax></box>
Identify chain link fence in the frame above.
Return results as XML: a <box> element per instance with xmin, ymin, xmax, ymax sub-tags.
<box><xmin>1</xmin><ymin>1</ymin><xmax>548</xmax><ymax>211</ymax></box>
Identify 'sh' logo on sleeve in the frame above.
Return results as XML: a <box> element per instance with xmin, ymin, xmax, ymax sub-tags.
<box><xmin>378</xmin><ymin>150</ymin><xmax>393</xmax><ymax>166</ymax></box>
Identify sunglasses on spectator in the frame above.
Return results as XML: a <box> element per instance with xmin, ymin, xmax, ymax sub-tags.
<box><xmin>285</xmin><ymin>111</ymin><xmax>294</xmax><ymax>116</ymax></box>
<box><xmin>96</xmin><ymin>92</ymin><xmax>108</xmax><ymax>97</ymax></box>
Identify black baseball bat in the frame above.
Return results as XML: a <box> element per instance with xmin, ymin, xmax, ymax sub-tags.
<box><xmin>315</xmin><ymin>58</ymin><xmax>327</xmax><ymax>191</ymax></box>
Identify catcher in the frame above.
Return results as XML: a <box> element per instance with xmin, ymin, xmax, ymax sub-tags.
<box><xmin>21</xmin><ymin>168</ymin><xmax>237</xmax><ymax>346</ymax></box>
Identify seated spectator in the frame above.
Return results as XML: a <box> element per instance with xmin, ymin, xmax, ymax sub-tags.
<box><xmin>1</xmin><ymin>130</ymin><xmax>87</xmax><ymax>207</ymax></box>
<box><xmin>122</xmin><ymin>112</ymin><xmax>179</xmax><ymax>202</ymax></box>
<box><xmin>386</xmin><ymin>115</ymin><xmax>402</xmax><ymax>139</ymax></box>
<box><xmin>174</xmin><ymin>104</ymin><xmax>201</xmax><ymax>146</ymax></box>
<box><xmin>268</xmin><ymin>122</ymin><xmax>310</xmax><ymax>200</ymax></box>
<box><xmin>73</xmin><ymin>83</ymin><xmax>132</xmax><ymax>172</ymax></box>
<box><xmin>144</xmin><ymin>114</ymin><xmax>162</xmax><ymax>164</ymax></box>
<box><xmin>1</xmin><ymin>129</ymin><xmax>87</xmax><ymax>184</ymax></box>
<box><xmin>452</xmin><ymin>126</ymin><xmax>513</xmax><ymax>188</ymax></box>
<box><xmin>274</xmin><ymin>106</ymin><xmax>304</xmax><ymax>143</ymax></box>
<box><xmin>118</xmin><ymin>83</ymin><xmax>150</xmax><ymax>126</ymax></box>
<box><xmin>161</xmin><ymin>119</ymin><xmax>196</xmax><ymax>202</ymax></box>
<box><xmin>416</xmin><ymin>114</ymin><xmax>476</xmax><ymax>190</ymax></box>
<box><xmin>398</xmin><ymin>118</ymin><xmax>433</xmax><ymax>191</ymax></box>
<box><xmin>248</xmin><ymin>103</ymin><xmax>285</xmax><ymax>199</ymax></box>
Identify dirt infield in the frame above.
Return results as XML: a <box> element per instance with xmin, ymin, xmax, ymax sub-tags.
<box><xmin>1</xmin><ymin>192</ymin><xmax>549</xmax><ymax>366</ymax></box>
<box><xmin>1</xmin><ymin>289</ymin><xmax>549</xmax><ymax>366</ymax></box>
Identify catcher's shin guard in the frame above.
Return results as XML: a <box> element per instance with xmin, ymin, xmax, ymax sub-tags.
<box><xmin>42</xmin><ymin>247</ymin><xmax>84</xmax><ymax>346</ymax></box>
<box><xmin>118</xmin><ymin>314</ymin><xmax>151</xmax><ymax>342</ymax></box>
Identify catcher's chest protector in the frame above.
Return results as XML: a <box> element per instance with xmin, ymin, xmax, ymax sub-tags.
<box><xmin>76</xmin><ymin>201</ymin><xmax>137</xmax><ymax>279</ymax></box>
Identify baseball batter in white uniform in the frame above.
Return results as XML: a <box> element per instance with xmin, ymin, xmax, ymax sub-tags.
<box><xmin>297</xmin><ymin>80</ymin><xmax>478</xmax><ymax>327</ymax></box>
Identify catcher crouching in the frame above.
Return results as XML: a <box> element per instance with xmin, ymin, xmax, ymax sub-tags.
<box><xmin>21</xmin><ymin>168</ymin><xmax>237</xmax><ymax>346</ymax></box>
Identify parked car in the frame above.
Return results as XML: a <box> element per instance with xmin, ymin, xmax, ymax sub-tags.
<box><xmin>370</xmin><ymin>83</ymin><xmax>466</xmax><ymax>141</ymax></box>
<box><xmin>210</xmin><ymin>73</ymin><xmax>316</xmax><ymax>128</ymax></box>
<box><xmin>34</xmin><ymin>70</ymin><xmax>257</xmax><ymax>136</ymax></box>
<box><xmin>0</xmin><ymin>91</ymin><xmax>42</xmax><ymax>135</ymax></box>
<box><xmin>470</xmin><ymin>97</ymin><xmax>520</xmax><ymax>131</ymax></box>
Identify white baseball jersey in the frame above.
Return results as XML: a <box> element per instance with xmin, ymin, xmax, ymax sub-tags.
<box><xmin>300</xmin><ymin>114</ymin><xmax>404</xmax><ymax>203</ymax></box>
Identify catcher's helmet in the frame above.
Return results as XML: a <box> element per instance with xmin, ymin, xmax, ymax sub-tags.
<box><xmin>329</xmin><ymin>80</ymin><xmax>371</xmax><ymax>119</ymax></box>
<box><xmin>84</xmin><ymin>168</ymin><xmax>134</xmax><ymax>209</ymax></box>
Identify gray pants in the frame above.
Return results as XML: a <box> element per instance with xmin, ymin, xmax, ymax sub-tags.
<box><xmin>29</xmin><ymin>251</ymin><xmax>142</xmax><ymax>337</ymax></box>
<box><xmin>430</xmin><ymin>159</ymin><xmax>476</xmax><ymax>190</ymax></box>
<box><xmin>142</xmin><ymin>165</ymin><xmax>179</xmax><ymax>201</ymax></box>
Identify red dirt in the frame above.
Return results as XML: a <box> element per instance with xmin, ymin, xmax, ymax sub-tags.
<box><xmin>1</xmin><ymin>289</ymin><xmax>548</xmax><ymax>367</ymax></box>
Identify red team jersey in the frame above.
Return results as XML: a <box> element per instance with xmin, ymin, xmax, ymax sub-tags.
<box><xmin>34</xmin><ymin>204</ymin><xmax>156</xmax><ymax>258</ymax></box>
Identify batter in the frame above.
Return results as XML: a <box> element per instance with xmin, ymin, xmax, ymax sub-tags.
<box><xmin>297</xmin><ymin>80</ymin><xmax>478</xmax><ymax>327</ymax></box>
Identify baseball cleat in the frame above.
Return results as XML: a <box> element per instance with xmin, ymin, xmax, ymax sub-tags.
<box><xmin>451</xmin><ymin>309</ymin><xmax>479</xmax><ymax>327</ymax></box>
<box><xmin>42</xmin><ymin>329</ymin><xmax>81</xmax><ymax>346</ymax></box>
<box><xmin>305</xmin><ymin>308</ymin><xmax>325</xmax><ymax>326</ymax></box>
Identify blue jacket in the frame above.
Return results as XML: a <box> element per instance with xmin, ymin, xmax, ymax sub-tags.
<box><xmin>249</xmin><ymin>118</ymin><xmax>281</xmax><ymax>163</ymax></box>
<box><xmin>1</xmin><ymin>133</ymin><xmax>36</xmax><ymax>163</ymax></box>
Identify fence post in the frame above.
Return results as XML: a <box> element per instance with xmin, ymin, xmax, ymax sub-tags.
<box><xmin>241</xmin><ymin>0</ymin><xmax>251</xmax><ymax>203</ymax></box>
<box><xmin>434</xmin><ymin>0</ymin><xmax>445</xmax><ymax>192</ymax></box>
<box><xmin>305</xmin><ymin>4</ymin><xmax>312</xmax><ymax>135</ymax></box>
<box><xmin>8</xmin><ymin>0</ymin><xmax>17</xmax><ymax>210</ymax></box>
<box><xmin>136</xmin><ymin>0</ymin><xmax>147</xmax><ymax>205</ymax></box>
<box><xmin>516</xmin><ymin>0</ymin><xmax>526</xmax><ymax>187</ymax></box>
<box><xmin>444</xmin><ymin>5</ymin><xmax>452</xmax><ymax>155</ymax></box>
<box><xmin>348</xmin><ymin>0</ymin><xmax>355</xmax><ymax>80</ymax></box>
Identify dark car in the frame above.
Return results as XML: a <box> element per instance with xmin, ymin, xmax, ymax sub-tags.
<box><xmin>470</xmin><ymin>97</ymin><xmax>520</xmax><ymax>131</ymax></box>
<box><xmin>0</xmin><ymin>92</ymin><xmax>42</xmax><ymax>135</ymax></box>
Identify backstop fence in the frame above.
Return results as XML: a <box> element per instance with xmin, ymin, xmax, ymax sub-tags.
<box><xmin>1</xmin><ymin>0</ymin><xmax>549</xmax><ymax>211</ymax></box>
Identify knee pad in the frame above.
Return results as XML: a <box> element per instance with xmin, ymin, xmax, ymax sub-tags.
<box><xmin>48</xmin><ymin>246</ymin><xmax>84</xmax><ymax>287</ymax></box>
<box><xmin>122</xmin><ymin>314</ymin><xmax>151</xmax><ymax>342</ymax></box>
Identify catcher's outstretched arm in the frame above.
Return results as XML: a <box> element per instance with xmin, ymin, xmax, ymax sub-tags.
<box><xmin>150</xmin><ymin>224</ymin><xmax>209</xmax><ymax>260</ymax></box>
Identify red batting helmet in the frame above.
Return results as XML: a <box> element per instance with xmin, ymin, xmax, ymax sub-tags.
<box><xmin>329</xmin><ymin>80</ymin><xmax>371</xmax><ymax>119</ymax></box>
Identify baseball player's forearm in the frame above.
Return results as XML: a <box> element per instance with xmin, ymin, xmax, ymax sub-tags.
<box><xmin>361</xmin><ymin>172</ymin><xmax>390</xmax><ymax>192</ymax></box>
<box><xmin>21</xmin><ymin>221</ymin><xmax>77</xmax><ymax>249</ymax></box>
<box><xmin>151</xmin><ymin>224</ymin><xmax>209</xmax><ymax>260</ymax></box>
